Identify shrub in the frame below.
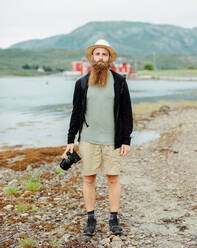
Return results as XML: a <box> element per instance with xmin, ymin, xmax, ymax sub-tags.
<box><xmin>43</xmin><ymin>65</ymin><xmax>52</xmax><ymax>72</ymax></box>
<box><xmin>143</xmin><ymin>63</ymin><xmax>154</xmax><ymax>70</ymax></box>
<box><xmin>22</xmin><ymin>64</ymin><xmax>31</xmax><ymax>70</ymax></box>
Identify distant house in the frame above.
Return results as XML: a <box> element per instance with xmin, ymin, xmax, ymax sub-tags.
<box><xmin>37</xmin><ymin>67</ymin><xmax>44</xmax><ymax>73</ymax></box>
<box><xmin>72</xmin><ymin>58</ymin><xmax>134</xmax><ymax>75</ymax></box>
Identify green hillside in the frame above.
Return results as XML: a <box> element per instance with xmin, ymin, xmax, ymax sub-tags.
<box><xmin>0</xmin><ymin>48</ymin><xmax>84</xmax><ymax>77</ymax></box>
<box><xmin>10</xmin><ymin>21</ymin><xmax>197</xmax><ymax>56</ymax></box>
<box><xmin>1</xmin><ymin>48</ymin><xmax>197</xmax><ymax>77</ymax></box>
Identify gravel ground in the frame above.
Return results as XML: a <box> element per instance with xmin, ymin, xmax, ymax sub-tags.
<box><xmin>0</xmin><ymin>104</ymin><xmax>197</xmax><ymax>248</ymax></box>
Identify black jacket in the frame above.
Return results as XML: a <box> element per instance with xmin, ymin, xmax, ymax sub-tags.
<box><xmin>67</xmin><ymin>69</ymin><xmax>133</xmax><ymax>149</ymax></box>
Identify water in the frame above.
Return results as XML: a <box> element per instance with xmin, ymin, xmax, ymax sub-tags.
<box><xmin>1</xmin><ymin>75</ymin><xmax>197</xmax><ymax>149</ymax></box>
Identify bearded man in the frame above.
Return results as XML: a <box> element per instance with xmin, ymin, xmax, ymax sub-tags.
<box><xmin>63</xmin><ymin>40</ymin><xmax>133</xmax><ymax>236</ymax></box>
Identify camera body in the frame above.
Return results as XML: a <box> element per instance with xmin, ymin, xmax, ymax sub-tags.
<box><xmin>59</xmin><ymin>150</ymin><xmax>81</xmax><ymax>170</ymax></box>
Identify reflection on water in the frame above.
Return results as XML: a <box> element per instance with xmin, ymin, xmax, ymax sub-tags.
<box><xmin>131</xmin><ymin>130</ymin><xmax>160</xmax><ymax>145</ymax></box>
<box><xmin>0</xmin><ymin>76</ymin><xmax>197</xmax><ymax>148</ymax></box>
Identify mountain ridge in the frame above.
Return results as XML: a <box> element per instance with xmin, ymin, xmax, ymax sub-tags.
<box><xmin>10</xmin><ymin>21</ymin><xmax>197</xmax><ymax>56</ymax></box>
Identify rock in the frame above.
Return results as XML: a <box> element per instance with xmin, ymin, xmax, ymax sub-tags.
<box><xmin>111</xmin><ymin>236</ymin><xmax>123</xmax><ymax>248</ymax></box>
<box><xmin>63</xmin><ymin>234</ymin><xmax>70</xmax><ymax>242</ymax></box>
<box><xmin>20</xmin><ymin>213</ymin><xmax>29</xmax><ymax>217</ymax></box>
<box><xmin>26</xmin><ymin>165</ymin><xmax>32</xmax><ymax>171</ymax></box>
<box><xmin>4</xmin><ymin>204</ymin><xmax>13</xmax><ymax>210</ymax></box>
<box><xmin>101</xmin><ymin>238</ymin><xmax>110</xmax><ymax>246</ymax></box>
<box><xmin>35</xmin><ymin>215</ymin><xmax>42</xmax><ymax>219</ymax></box>
<box><xmin>39</xmin><ymin>197</ymin><xmax>48</xmax><ymax>201</ymax></box>
<box><xmin>8</xmin><ymin>179</ymin><xmax>18</xmax><ymax>185</ymax></box>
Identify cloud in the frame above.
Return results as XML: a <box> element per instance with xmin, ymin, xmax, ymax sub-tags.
<box><xmin>1</xmin><ymin>0</ymin><xmax>197</xmax><ymax>48</ymax></box>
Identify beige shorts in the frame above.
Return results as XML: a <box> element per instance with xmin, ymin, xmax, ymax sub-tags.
<box><xmin>78</xmin><ymin>141</ymin><xmax>123</xmax><ymax>176</ymax></box>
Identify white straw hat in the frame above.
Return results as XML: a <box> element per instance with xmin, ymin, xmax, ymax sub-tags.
<box><xmin>86</xmin><ymin>39</ymin><xmax>118</xmax><ymax>63</ymax></box>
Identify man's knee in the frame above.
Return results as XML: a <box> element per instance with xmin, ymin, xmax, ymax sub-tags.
<box><xmin>83</xmin><ymin>175</ymin><xmax>96</xmax><ymax>185</ymax></box>
<box><xmin>107</xmin><ymin>175</ymin><xmax>119</xmax><ymax>185</ymax></box>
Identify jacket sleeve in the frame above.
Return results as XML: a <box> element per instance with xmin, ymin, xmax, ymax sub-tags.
<box><xmin>67</xmin><ymin>79</ymin><xmax>82</xmax><ymax>144</ymax></box>
<box><xmin>121</xmin><ymin>79</ymin><xmax>133</xmax><ymax>145</ymax></box>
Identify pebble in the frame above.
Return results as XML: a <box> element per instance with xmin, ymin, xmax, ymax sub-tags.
<box><xmin>8</xmin><ymin>179</ymin><xmax>18</xmax><ymax>185</ymax></box>
<box><xmin>111</xmin><ymin>236</ymin><xmax>123</xmax><ymax>248</ymax></box>
<box><xmin>4</xmin><ymin>204</ymin><xmax>13</xmax><ymax>210</ymax></box>
<box><xmin>63</xmin><ymin>234</ymin><xmax>70</xmax><ymax>242</ymax></box>
<box><xmin>20</xmin><ymin>213</ymin><xmax>29</xmax><ymax>217</ymax></box>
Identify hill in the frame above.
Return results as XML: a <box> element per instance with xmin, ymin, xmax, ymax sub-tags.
<box><xmin>10</xmin><ymin>21</ymin><xmax>197</xmax><ymax>56</ymax></box>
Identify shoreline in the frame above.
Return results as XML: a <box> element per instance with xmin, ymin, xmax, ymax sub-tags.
<box><xmin>1</xmin><ymin>100</ymin><xmax>197</xmax><ymax>153</ymax></box>
<box><xmin>128</xmin><ymin>75</ymin><xmax>197</xmax><ymax>81</ymax></box>
<box><xmin>1</xmin><ymin>72</ymin><xmax>197</xmax><ymax>82</ymax></box>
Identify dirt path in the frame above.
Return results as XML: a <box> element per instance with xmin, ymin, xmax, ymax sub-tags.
<box><xmin>116</xmin><ymin>106</ymin><xmax>197</xmax><ymax>247</ymax></box>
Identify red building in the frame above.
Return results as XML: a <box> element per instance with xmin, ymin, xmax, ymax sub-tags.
<box><xmin>72</xmin><ymin>58</ymin><xmax>134</xmax><ymax>75</ymax></box>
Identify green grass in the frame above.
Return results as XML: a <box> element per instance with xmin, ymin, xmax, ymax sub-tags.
<box><xmin>4</xmin><ymin>186</ymin><xmax>18</xmax><ymax>195</ymax></box>
<box><xmin>31</xmin><ymin>205</ymin><xmax>38</xmax><ymax>212</ymax></box>
<box><xmin>55</xmin><ymin>167</ymin><xmax>65</xmax><ymax>174</ymax></box>
<box><xmin>25</xmin><ymin>182</ymin><xmax>41</xmax><ymax>191</ymax></box>
<box><xmin>16</xmin><ymin>238</ymin><xmax>37</xmax><ymax>248</ymax></box>
<box><xmin>49</xmin><ymin>239</ymin><xmax>62</xmax><ymax>247</ymax></box>
<box><xmin>15</xmin><ymin>203</ymin><xmax>38</xmax><ymax>212</ymax></box>
<box><xmin>15</xmin><ymin>203</ymin><xmax>29</xmax><ymax>212</ymax></box>
<box><xmin>20</xmin><ymin>174</ymin><xmax>42</xmax><ymax>192</ymax></box>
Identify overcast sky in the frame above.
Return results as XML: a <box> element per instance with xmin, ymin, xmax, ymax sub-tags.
<box><xmin>1</xmin><ymin>0</ymin><xmax>197</xmax><ymax>48</ymax></box>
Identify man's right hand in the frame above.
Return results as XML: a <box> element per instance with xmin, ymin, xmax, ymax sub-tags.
<box><xmin>62</xmin><ymin>143</ymin><xmax>74</xmax><ymax>159</ymax></box>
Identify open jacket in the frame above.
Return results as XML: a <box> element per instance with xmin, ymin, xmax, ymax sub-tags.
<box><xmin>67</xmin><ymin>69</ymin><xmax>133</xmax><ymax>149</ymax></box>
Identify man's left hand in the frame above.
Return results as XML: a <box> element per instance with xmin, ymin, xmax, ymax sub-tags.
<box><xmin>120</xmin><ymin>144</ymin><xmax>131</xmax><ymax>156</ymax></box>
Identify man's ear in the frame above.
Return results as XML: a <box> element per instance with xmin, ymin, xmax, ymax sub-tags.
<box><xmin>90</xmin><ymin>54</ymin><xmax>94</xmax><ymax>64</ymax></box>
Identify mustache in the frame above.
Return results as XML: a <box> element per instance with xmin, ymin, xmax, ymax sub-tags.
<box><xmin>92</xmin><ymin>60</ymin><xmax>110</xmax><ymax>72</ymax></box>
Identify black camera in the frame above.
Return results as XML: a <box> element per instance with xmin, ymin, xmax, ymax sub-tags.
<box><xmin>59</xmin><ymin>150</ymin><xmax>81</xmax><ymax>170</ymax></box>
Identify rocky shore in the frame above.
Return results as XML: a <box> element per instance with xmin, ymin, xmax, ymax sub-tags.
<box><xmin>0</xmin><ymin>102</ymin><xmax>197</xmax><ymax>248</ymax></box>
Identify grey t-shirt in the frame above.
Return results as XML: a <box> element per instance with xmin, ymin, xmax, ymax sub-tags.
<box><xmin>80</xmin><ymin>70</ymin><xmax>115</xmax><ymax>145</ymax></box>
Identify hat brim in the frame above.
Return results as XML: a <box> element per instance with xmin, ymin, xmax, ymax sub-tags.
<box><xmin>86</xmin><ymin>44</ymin><xmax>117</xmax><ymax>63</ymax></box>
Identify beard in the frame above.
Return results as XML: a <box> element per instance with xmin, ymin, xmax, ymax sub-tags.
<box><xmin>88</xmin><ymin>60</ymin><xmax>110</xmax><ymax>87</ymax></box>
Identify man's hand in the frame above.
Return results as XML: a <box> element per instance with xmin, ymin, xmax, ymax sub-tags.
<box><xmin>120</xmin><ymin>144</ymin><xmax>130</xmax><ymax>156</ymax></box>
<box><xmin>62</xmin><ymin>143</ymin><xmax>74</xmax><ymax>159</ymax></box>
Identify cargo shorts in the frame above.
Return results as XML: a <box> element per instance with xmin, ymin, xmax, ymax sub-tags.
<box><xmin>78</xmin><ymin>141</ymin><xmax>123</xmax><ymax>176</ymax></box>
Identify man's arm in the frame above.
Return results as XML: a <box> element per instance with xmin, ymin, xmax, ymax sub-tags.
<box><xmin>67</xmin><ymin>79</ymin><xmax>82</xmax><ymax>144</ymax></box>
<box><xmin>121</xmin><ymin>79</ymin><xmax>133</xmax><ymax>146</ymax></box>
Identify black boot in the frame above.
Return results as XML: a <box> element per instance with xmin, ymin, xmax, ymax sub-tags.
<box><xmin>109</xmin><ymin>215</ymin><xmax>122</xmax><ymax>235</ymax></box>
<box><xmin>83</xmin><ymin>218</ymin><xmax>96</xmax><ymax>236</ymax></box>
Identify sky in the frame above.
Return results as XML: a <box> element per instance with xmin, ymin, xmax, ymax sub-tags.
<box><xmin>1</xmin><ymin>0</ymin><xmax>197</xmax><ymax>48</ymax></box>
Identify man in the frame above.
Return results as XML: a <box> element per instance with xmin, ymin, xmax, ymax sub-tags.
<box><xmin>63</xmin><ymin>40</ymin><xmax>133</xmax><ymax>236</ymax></box>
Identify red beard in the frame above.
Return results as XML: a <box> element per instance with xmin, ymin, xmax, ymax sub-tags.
<box><xmin>88</xmin><ymin>60</ymin><xmax>110</xmax><ymax>87</ymax></box>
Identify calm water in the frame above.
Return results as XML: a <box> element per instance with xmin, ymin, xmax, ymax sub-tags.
<box><xmin>1</xmin><ymin>75</ymin><xmax>197</xmax><ymax>149</ymax></box>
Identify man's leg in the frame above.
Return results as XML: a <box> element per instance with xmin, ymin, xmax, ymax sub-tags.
<box><xmin>83</xmin><ymin>175</ymin><xmax>96</xmax><ymax>211</ymax></box>
<box><xmin>107</xmin><ymin>175</ymin><xmax>122</xmax><ymax>234</ymax></box>
<box><xmin>83</xmin><ymin>175</ymin><xmax>97</xmax><ymax>236</ymax></box>
<box><xmin>107</xmin><ymin>175</ymin><xmax>121</xmax><ymax>212</ymax></box>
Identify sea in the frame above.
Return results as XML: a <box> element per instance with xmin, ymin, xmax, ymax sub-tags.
<box><xmin>1</xmin><ymin>75</ymin><xmax>197</xmax><ymax>149</ymax></box>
